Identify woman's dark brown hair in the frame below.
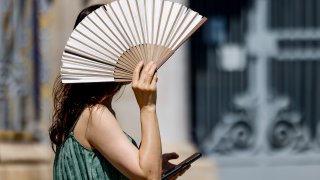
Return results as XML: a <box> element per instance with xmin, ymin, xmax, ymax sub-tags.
<box><xmin>49</xmin><ymin>4</ymin><xmax>124</xmax><ymax>150</ymax></box>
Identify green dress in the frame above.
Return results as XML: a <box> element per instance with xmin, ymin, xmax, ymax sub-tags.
<box><xmin>53</xmin><ymin>132</ymin><xmax>138</xmax><ymax>180</ymax></box>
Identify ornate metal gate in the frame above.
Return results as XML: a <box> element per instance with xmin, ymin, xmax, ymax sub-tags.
<box><xmin>191</xmin><ymin>0</ymin><xmax>320</xmax><ymax>179</ymax></box>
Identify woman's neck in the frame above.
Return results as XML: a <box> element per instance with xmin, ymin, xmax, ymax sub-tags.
<box><xmin>102</xmin><ymin>97</ymin><xmax>116</xmax><ymax>117</ymax></box>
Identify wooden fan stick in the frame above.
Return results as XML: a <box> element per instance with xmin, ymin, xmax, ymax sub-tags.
<box><xmin>114</xmin><ymin>69</ymin><xmax>133</xmax><ymax>78</ymax></box>
<box><xmin>162</xmin><ymin>16</ymin><xmax>207</xmax><ymax>62</ymax></box>
<box><xmin>113</xmin><ymin>60</ymin><xmax>134</xmax><ymax>74</ymax></box>
<box><xmin>74</xmin><ymin>28</ymin><xmax>119</xmax><ymax>59</ymax></box>
<box><xmin>85</xmin><ymin>17</ymin><xmax>123</xmax><ymax>55</ymax></box>
<box><xmin>143</xmin><ymin>0</ymin><xmax>149</xmax><ymax>45</ymax></box>
<box><xmin>94</xmin><ymin>10</ymin><xmax>139</xmax><ymax>70</ymax></box>
<box><xmin>114</xmin><ymin>65</ymin><xmax>135</xmax><ymax>76</ymax></box>
<box><xmin>159</xmin><ymin>12</ymin><xmax>198</xmax><ymax>61</ymax></box>
<box><xmin>154</xmin><ymin>1</ymin><xmax>174</xmax><ymax>62</ymax></box>
<box><xmin>62</xmin><ymin>64</ymin><xmax>121</xmax><ymax>77</ymax></box>
<box><xmin>161</xmin><ymin>5</ymin><xmax>185</xmax><ymax>47</ymax></box>
<box><xmin>151</xmin><ymin>0</ymin><xmax>155</xmax><ymax>47</ymax></box>
<box><xmin>61</xmin><ymin>75</ymin><xmax>114</xmax><ymax>78</ymax></box>
<box><xmin>126</xmin><ymin>0</ymin><xmax>142</xmax><ymax>45</ymax></box>
<box><xmin>116</xmin><ymin>57</ymin><xmax>135</xmax><ymax>73</ymax></box>
<box><xmin>124</xmin><ymin>0</ymin><xmax>147</xmax><ymax>62</ymax></box>
<box><xmin>157</xmin><ymin>17</ymin><xmax>207</xmax><ymax>69</ymax></box>
<box><xmin>62</xmin><ymin>62</ymin><xmax>132</xmax><ymax>79</ymax></box>
<box><xmin>114</xmin><ymin>77</ymin><xmax>132</xmax><ymax>82</ymax></box>
<box><xmin>155</xmin><ymin>5</ymin><xmax>184</xmax><ymax>62</ymax></box>
<box><xmin>157</xmin><ymin>15</ymin><xmax>184</xmax><ymax>61</ymax></box>
<box><xmin>158</xmin><ymin>1</ymin><xmax>174</xmax><ymax>47</ymax></box>
<box><xmin>62</xmin><ymin>67</ymin><xmax>114</xmax><ymax>76</ymax></box>
<box><xmin>115</xmin><ymin>62</ymin><xmax>134</xmax><ymax>75</ymax></box>
<box><xmin>170</xmin><ymin>13</ymin><xmax>199</xmax><ymax>49</ymax></box>
<box><xmin>62</xmin><ymin>57</ymin><xmax>114</xmax><ymax>72</ymax></box>
<box><xmin>62</xmin><ymin>67</ymin><xmax>131</xmax><ymax>81</ymax></box>
<box><xmin>64</xmin><ymin>49</ymin><xmax>132</xmax><ymax>81</ymax></box>
<box><xmin>66</xmin><ymin>45</ymin><xmax>116</xmax><ymax>67</ymax></box>
<box><xmin>117</xmin><ymin>1</ymin><xmax>138</xmax><ymax>46</ymax></box>
<box><xmin>155</xmin><ymin>0</ymin><xmax>165</xmax><ymax>42</ymax></box>
<box><xmin>62</xmin><ymin>70</ymin><xmax>121</xmax><ymax>78</ymax></box>
<box><xmin>64</xmin><ymin>49</ymin><xmax>133</xmax><ymax>78</ymax></box>
<box><xmin>123</xmin><ymin>47</ymin><xmax>140</xmax><ymax>70</ymax></box>
<box><xmin>115</xmin><ymin>71</ymin><xmax>133</xmax><ymax>78</ymax></box>
<box><xmin>94</xmin><ymin>11</ymin><xmax>127</xmax><ymax>53</ymax></box>
<box><xmin>158</xmin><ymin>9</ymin><xmax>192</xmax><ymax>60</ymax></box>
<box><xmin>117</xmin><ymin>48</ymin><xmax>144</xmax><ymax>74</ymax></box>
<box><xmin>70</xmin><ymin>36</ymin><xmax>117</xmax><ymax>63</ymax></box>
<box><xmin>61</xmin><ymin>74</ymin><xmax>111</xmax><ymax>78</ymax></box>
<box><xmin>152</xmin><ymin>0</ymin><xmax>165</xmax><ymax>63</ymax></box>
<box><xmin>150</xmin><ymin>0</ymin><xmax>159</xmax><ymax>63</ymax></box>
<box><xmin>62</xmin><ymin>56</ymin><xmax>113</xmax><ymax>71</ymax></box>
<box><xmin>61</xmin><ymin>72</ymin><xmax>113</xmax><ymax>78</ymax></box>
<box><xmin>61</xmin><ymin>67</ymin><xmax>115</xmax><ymax>75</ymax></box>
<box><xmin>135</xmin><ymin>0</ymin><xmax>148</xmax><ymax>62</ymax></box>
<box><xmin>75</xmin><ymin>25</ymin><xmax>136</xmax><ymax>74</ymax></box>
<box><xmin>108</xmin><ymin>4</ymin><xmax>136</xmax><ymax>50</ymax></box>
<box><xmin>102</xmin><ymin>6</ymin><xmax>140</xmax><ymax>65</ymax></box>
<box><xmin>64</xmin><ymin>50</ymin><xmax>115</xmax><ymax>70</ymax></box>
<box><xmin>114</xmin><ymin>71</ymin><xmax>132</xmax><ymax>78</ymax></box>
<box><xmin>117</xmin><ymin>1</ymin><xmax>145</xmax><ymax>63</ymax></box>
<box><xmin>116</xmin><ymin>74</ymin><xmax>133</xmax><ymax>79</ymax></box>
<box><xmin>149</xmin><ymin>0</ymin><xmax>156</xmax><ymax>62</ymax></box>
<box><xmin>157</xmin><ymin>9</ymin><xmax>189</xmax><ymax>60</ymax></box>
<box><xmin>70</xmin><ymin>36</ymin><xmax>134</xmax><ymax>74</ymax></box>
<box><xmin>109</xmin><ymin>4</ymin><xmax>142</xmax><ymax>64</ymax></box>
<box><xmin>143</xmin><ymin>0</ymin><xmax>151</xmax><ymax>63</ymax></box>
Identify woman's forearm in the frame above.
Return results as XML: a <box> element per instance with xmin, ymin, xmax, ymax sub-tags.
<box><xmin>131</xmin><ymin>61</ymin><xmax>161</xmax><ymax>179</ymax></box>
<box><xmin>139</xmin><ymin>107</ymin><xmax>162</xmax><ymax>180</ymax></box>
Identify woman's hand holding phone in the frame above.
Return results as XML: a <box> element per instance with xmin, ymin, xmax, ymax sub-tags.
<box><xmin>162</xmin><ymin>152</ymin><xmax>192</xmax><ymax>180</ymax></box>
<box><xmin>162</xmin><ymin>153</ymin><xmax>202</xmax><ymax>180</ymax></box>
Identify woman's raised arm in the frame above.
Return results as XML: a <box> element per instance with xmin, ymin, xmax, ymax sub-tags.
<box><xmin>86</xmin><ymin>61</ymin><xmax>162</xmax><ymax>180</ymax></box>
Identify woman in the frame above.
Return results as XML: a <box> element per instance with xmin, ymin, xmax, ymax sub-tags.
<box><xmin>49</xmin><ymin>4</ymin><xmax>188</xmax><ymax>180</ymax></box>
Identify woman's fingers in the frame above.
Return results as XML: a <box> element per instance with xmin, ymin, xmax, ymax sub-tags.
<box><xmin>133</xmin><ymin>61</ymin><xmax>144</xmax><ymax>83</ymax></box>
<box><xmin>132</xmin><ymin>61</ymin><xmax>157</xmax><ymax>86</ymax></box>
<box><xmin>179</xmin><ymin>165</ymin><xmax>190</xmax><ymax>176</ymax></box>
<box><xmin>140</xmin><ymin>62</ymin><xmax>153</xmax><ymax>83</ymax></box>
<box><xmin>169</xmin><ymin>165</ymin><xmax>191</xmax><ymax>180</ymax></box>
<box><xmin>164</xmin><ymin>152</ymin><xmax>179</xmax><ymax>160</ymax></box>
<box><xmin>146</xmin><ymin>63</ymin><xmax>157</xmax><ymax>84</ymax></box>
<box><xmin>136</xmin><ymin>61</ymin><xmax>157</xmax><ymax>85</ymax></box>
<box><xmin>151</xmin><ymin>72</ymin><xmax>158</xmax><ymax>88</ymax></box>
<box><xmin>139</xmin><ymin>62</ymin><xmax>151</xmax><ymax>80</ymax></box>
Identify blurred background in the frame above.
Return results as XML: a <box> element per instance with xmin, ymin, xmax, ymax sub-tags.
<box><xmin>1</xmin><ymin>0</ymin><xmax>320</xmax><ymax>179</ymax></box>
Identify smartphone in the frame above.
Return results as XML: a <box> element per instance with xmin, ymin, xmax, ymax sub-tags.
<box><xmin>161</xmin><ymin>153</ymin><xmax>202</xmax><ymax>180</ymax></box>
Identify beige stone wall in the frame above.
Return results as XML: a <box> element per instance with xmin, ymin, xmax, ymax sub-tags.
<box><xmin>0</xmin><ymin>143</ymin><xmax>54</xmax><ymax>180</ymax></box>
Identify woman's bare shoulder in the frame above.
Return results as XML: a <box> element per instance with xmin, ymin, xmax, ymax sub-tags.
<box><xmin>75</xmin><ymin>104</ymin><xmax>116</xmax><ymax>137</ymax></box>
<box><xmin>85</xmin><ymin>104</ymin><xmax>118</xmax><ymax>130</ymax></box>
<box><xmin>88</xmin><ymin>104</ymin><xmax>114</xmax><ymax>118</ymax></box>
<box><xmin>74</xmin><ymin>105</ymin><xmax>112</xmax><ymax>150</ymax></box>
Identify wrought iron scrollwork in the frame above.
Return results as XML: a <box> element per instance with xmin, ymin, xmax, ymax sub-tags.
<box><xmin>201</xmin><ymin>111</ymin><xmax>254</xmax><ymax>155</ymax></box>
<box><xmin>268</xmin><ymin>111</ymin><xmax>310</xmax><ymax>152</ymax></box>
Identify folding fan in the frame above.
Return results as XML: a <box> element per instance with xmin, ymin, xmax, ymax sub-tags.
<box><xmin>61</xmin><ymin>0</ymin><xmax>207</xmax><ymax>83</ymax></box>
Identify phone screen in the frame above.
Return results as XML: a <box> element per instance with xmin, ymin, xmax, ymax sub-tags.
<box><xmin>161</xmin><ymin>153</ymin><xmax>202</xmax><ymax>180</ymax></box>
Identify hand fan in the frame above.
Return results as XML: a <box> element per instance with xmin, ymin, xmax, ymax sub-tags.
<box><xmin>61</xmin><ymin>0</ymin><xmax>207</xmax><ymax>83</ymax></box>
